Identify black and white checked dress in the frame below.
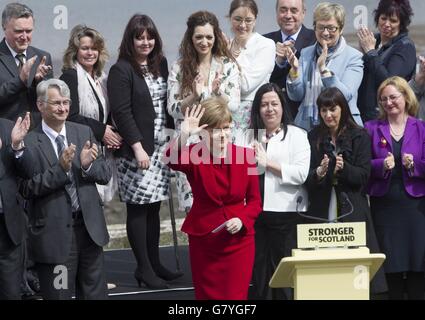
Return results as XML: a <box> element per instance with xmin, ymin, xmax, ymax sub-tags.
<box><xmin>116</xmin><ymin>68</ymin><xmax>171</xmax><ymax>204</ymax></box>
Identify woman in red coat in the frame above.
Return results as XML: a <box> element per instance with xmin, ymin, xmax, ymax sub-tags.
<box><xmin>164</xmin><ymin>97</ymin><xmax>262</xmax><ymax>300</ymax></box>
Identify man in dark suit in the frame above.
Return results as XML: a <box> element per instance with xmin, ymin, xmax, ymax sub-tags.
<box><xmin>264</xmin><ymin>0</ymin><xmax>316</xmax><ymax>118</ymax></box>
<box><xmin>0</xmin><ymin>116</ymin><xmax>28</xmax><ymax>299</ymax></box>
<box><xmin>13</xmin><ymin>79</ymin><xmax>111</xmax><ymax>300</ymax></box>
<box><xmin>0</xmin><ymin>3</ymin><xmax>53</xmax><ymax>122</ymax></box>
<box><xmin>1</xmin><ymin>3</ymin><xmax>53</xmax><ymax>298</ymax></box>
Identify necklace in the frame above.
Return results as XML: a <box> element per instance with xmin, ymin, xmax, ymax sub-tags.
<box><xmin>265</xmin><ymin>127</ymin><xmax>282</xmax><ymax>140</ymax></box>
<box><xmin>389</xmin><ymin>122</ymin><xmax>405</xmax><ymax>137</ymax></box>
<box><xmin>231</xmin><ymin>39</ymin><xmax>242</xmax><ymax>57</ymax></box>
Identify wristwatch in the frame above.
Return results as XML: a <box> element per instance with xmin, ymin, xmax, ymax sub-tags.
<box><xmin>320</xmin><ymin>68</ymin><xmax>333</xmax><ymax>76</ymax></box>
<box><xmin>11</xmin><ymin>141</ymin><xmax>26</xmax><ymax>152</ymax></box>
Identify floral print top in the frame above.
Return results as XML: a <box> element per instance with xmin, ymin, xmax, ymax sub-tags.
<box><xmin>167</xmin><ymin>55</ymin><xmax>240</xmax><ymax>131</ymax></box>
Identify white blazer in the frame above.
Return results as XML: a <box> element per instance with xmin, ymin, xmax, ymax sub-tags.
<box><xmin>261</xmin><ymin>125</ymin><xmax>310</xmax><ymax>212</ymax></box>
<box><xmin>234</xmin><ymin>32</ymin><xmax>276</xmax><ymax>101</ymax></box>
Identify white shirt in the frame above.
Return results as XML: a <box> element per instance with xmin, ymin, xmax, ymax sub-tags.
<box><xmin>5</xmin><ymin>40</ymin><xmax>27</xmax><ymax>67</ymax></box>
<box><xmin>235</xmin><ymin>32</ymin><xmax>276</xmax><ymax>101</ymax></box>
<box><xmin>41</xmin><ymin>121</ymin><xmax>92</xmax><ymax>172</ymax></box>
<box><xmin>255</xmin><ymin>125</ymin><xmax>310</xmax><ymax>212</ymax></box>
<box><xmin>280</xmin><ymin>27</ymin><xmax>302</xmax><ymax>43</ymax></box>
<box><xmin>42</xmin><ymin>121</ymin><xmax>68</xmax><ymax>158</ymax></box>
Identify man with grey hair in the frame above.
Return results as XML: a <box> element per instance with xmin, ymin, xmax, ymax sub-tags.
<box><xmin>0</xmin><ymin>2</ymin><xmax>53</xmax><ymax>122</ymax></box>
<box><xmin>0</xmin><ymin>3</ymin><xmax>53</xmax><ymax>299</ymax></box>
<box><xmin>264</xmin><ymin>0</ymin><xmax>315</xmax><ymax>118</ymax></box>
<box><xmin>13</xmin><ymin>79</ymin><xmax>111</xmax><ymax>300</ymax></box>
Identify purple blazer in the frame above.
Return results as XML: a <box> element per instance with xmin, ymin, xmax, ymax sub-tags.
<box><xmin>364</xmin><ymin>116</ymin><xmax>425</xmax><ymax>197</ymax></box>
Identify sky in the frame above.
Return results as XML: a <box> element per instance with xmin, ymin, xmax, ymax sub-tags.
<box><xmin>0</xmin><ymin>0</ymin><xmax>423</xmax><ymax>74</ymax></box>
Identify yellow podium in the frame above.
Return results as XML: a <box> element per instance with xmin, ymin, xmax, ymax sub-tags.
<box><xmin>269</xmin><ymin>223</ymin><xmax>385</xmax><ymax>300</ymax></box>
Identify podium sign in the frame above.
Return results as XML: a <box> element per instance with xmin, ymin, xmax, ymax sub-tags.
<box><xmin>269</xmin><ymin>247</ymin><xmax>385</xmax><ymax>299</ymax></box>
<box><xmin>297</xmin><ymin>222</ymin><xmax>366</xmax><ymax>249</ymax></box>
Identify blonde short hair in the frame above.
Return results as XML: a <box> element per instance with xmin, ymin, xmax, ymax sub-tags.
<box><xmin>313</xmin><ymin>2</ymin><xmax>345</xmax><ymax>30</ymax></box>
<box><xmin>199</xmin><ymin>97</ymin><xmax>232</xmax><ymax>129</ymax></box>
<box><xmin>377</xmin><ymin>76</ymin><xmax>419</xmax><ymax>119</ymax></box>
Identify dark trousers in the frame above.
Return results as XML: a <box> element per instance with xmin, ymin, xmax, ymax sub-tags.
<box><xmin>36</xmin><ymin>215</ymin><xmax>107</xmax><ymax>300</ymax></box>
<box><xmin>252</xmin><ymin>212</ymin><xmax>302</xmax><ymax>300</ymax></box>
<box><xmin>0</xmin><ymin>215</ymin><xmax>23</xmax><ymax>300</ymax></box>
<box><xmin>386</xmin><ymin>272</ymin><xmax>425</xmax><ymax>300</ymax></box>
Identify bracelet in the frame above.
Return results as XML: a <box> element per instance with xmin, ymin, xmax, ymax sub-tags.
<box><xmin>316</xmin><ymin>166</ymin><xmax>325</xmax><ymax>178</ymax></box>
<box><xmin>11</xmin><ymin>142</ymin><xmax>26</xmax><ymax>152</ymax></box>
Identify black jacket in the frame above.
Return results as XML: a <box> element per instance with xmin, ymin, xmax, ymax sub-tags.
<box><xmin>107</xmin><ymin>57</ymin><xmax>172</xmax><ymax>159</ymax></box>
<box><xmin>305</xmin><ymin>126</ymin><xmax>387</xmax><ymax>293</ymax></box>
<box><xmin>0</xmin><ymin>118</ymin><xmax>25</xmax><ymax>246</ymax></box>
<box><xmin>358</xmin><ymin>32</ymin><xmax>416</xmax><ymax>122</ymax></box>
<box><xmin>306</xmin><ymin>126</ymin><xmax>371</xmax><ymax>222</ymax></box>
<box><xmin>0</xmin><ymin>38</ymin><xmax>53</xmax><ymax>122</ymax></box>
<box><xmin>60</xmin><ymin>68</ymin><xmax>107</xmax><ymax>142</ymax></box>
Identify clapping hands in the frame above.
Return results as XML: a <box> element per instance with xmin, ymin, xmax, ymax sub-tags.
<box><xmin>402</xmin><ymin>153</ymin><xmax>414</xmax><ymax>170</ymax></box>
<box><xmin>11</xmin><ymin>112</ymin><xmax>31</xmax><ymax>150</ymax></box>
<box><xmin>80</xmin><ymin>141</ymin><xmax>98</xmax><ymax>170</ymax></box>
<box><xmin>35</xmin><ymin>56</ymin><xmax>52</xmax><ymax>82</ymax></box>
<box><xmin>316</xmin><ymin>154</ymin><xmax>330</xmax><ymax>179</ymax></box>
<box><xmin>357</xmin><ymin>26</ymin><xmax>376</xmax><ymax>53</ymax></box>
<box><xmin>383</xmin><ymin>152</ymin><xmax>395</xmax><ymax>171</ymax></box>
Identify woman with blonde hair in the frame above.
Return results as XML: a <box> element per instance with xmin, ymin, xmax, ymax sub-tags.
<box><xmin>365</xmin><ymin>76</ymin><xmax>425</xmax><ymax>299</ymax></box>
<box><xmin>285</xmin><ymin>2</ymin><xmax>363</xmax><ymax>131</ymax></box>
<box><xmin>60</xmin><ymin>25</ymin><xmax>122</xmax><ymax>203</ymax></box>
<box><xmin>60</xmin><ymin>25</ymin><xmax>122</xmax><ymax>151</ymax></box>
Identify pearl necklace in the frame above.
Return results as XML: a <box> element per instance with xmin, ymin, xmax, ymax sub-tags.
<box><xmin>389</xmin><ymin>119</ymin><xmax>406</xmax><ymax>137</ymax></box>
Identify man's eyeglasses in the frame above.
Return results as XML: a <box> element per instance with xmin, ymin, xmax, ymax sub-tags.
<box><xmin>232</xmin><ymin>16</ymin><xmax>255</xmax><ymax>26</ymax></box>
<box><xmin>379</xmin><ymin>94</ymin><xmax>402</xmax><ymax>104</ymax></box>
<box><xmin>315</xmin><ymin>25</ymin><xmax>339</xmax><ymax>33</ymax></box>
<box><xmin>45</xmin><ymin>99</ymin><xmax>72</xmax><ymax>108</ymax></box>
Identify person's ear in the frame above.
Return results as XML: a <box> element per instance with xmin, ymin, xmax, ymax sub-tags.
<box><xmin>36</xmin><ymin>100</ymin><xmax>43</xmax><ymax>112</ymax></box>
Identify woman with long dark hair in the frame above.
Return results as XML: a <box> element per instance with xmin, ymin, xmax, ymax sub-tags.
<box><xmin>107</xmin><ymin>14</ymin><xmax>181</xmax><ymax>290</ymax></box>
<box><xmin>307</xmin><ymin>87</ymin><xmax>371</xmax><ymax>223</ymax></box>
<box><xmin>168</xmin><ymin>10</ymin><xmax>240</xmax><ymax>213</ymax></box>
<box><xmin>306</xmin><ymin>87</ymin><xmax>386</xmax><ymax>294</ymax></box>
<box><xmin>249</xmin><ymin>83</ymin><xmax>310</xmax><ymax>300</ymax></box>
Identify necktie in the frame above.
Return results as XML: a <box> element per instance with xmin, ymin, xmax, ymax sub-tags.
<box><xmin>15</xmin><ymin>53</ymin><xmax>25</xmax><ymax>70</ymax></box>
<box><xmin>55</xmin><ymin>135</ymin><xmax>80</xmax><ymax>212</ymax></box>
<box><xmin>285</xmin><ymin>36</ymin><xmax>297</xmax><ymax>53</ymax></box>
<box><xmin>281</xmin><ymin>36</ymin><xmax>295</xmax><ymax>68</ymax></box>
